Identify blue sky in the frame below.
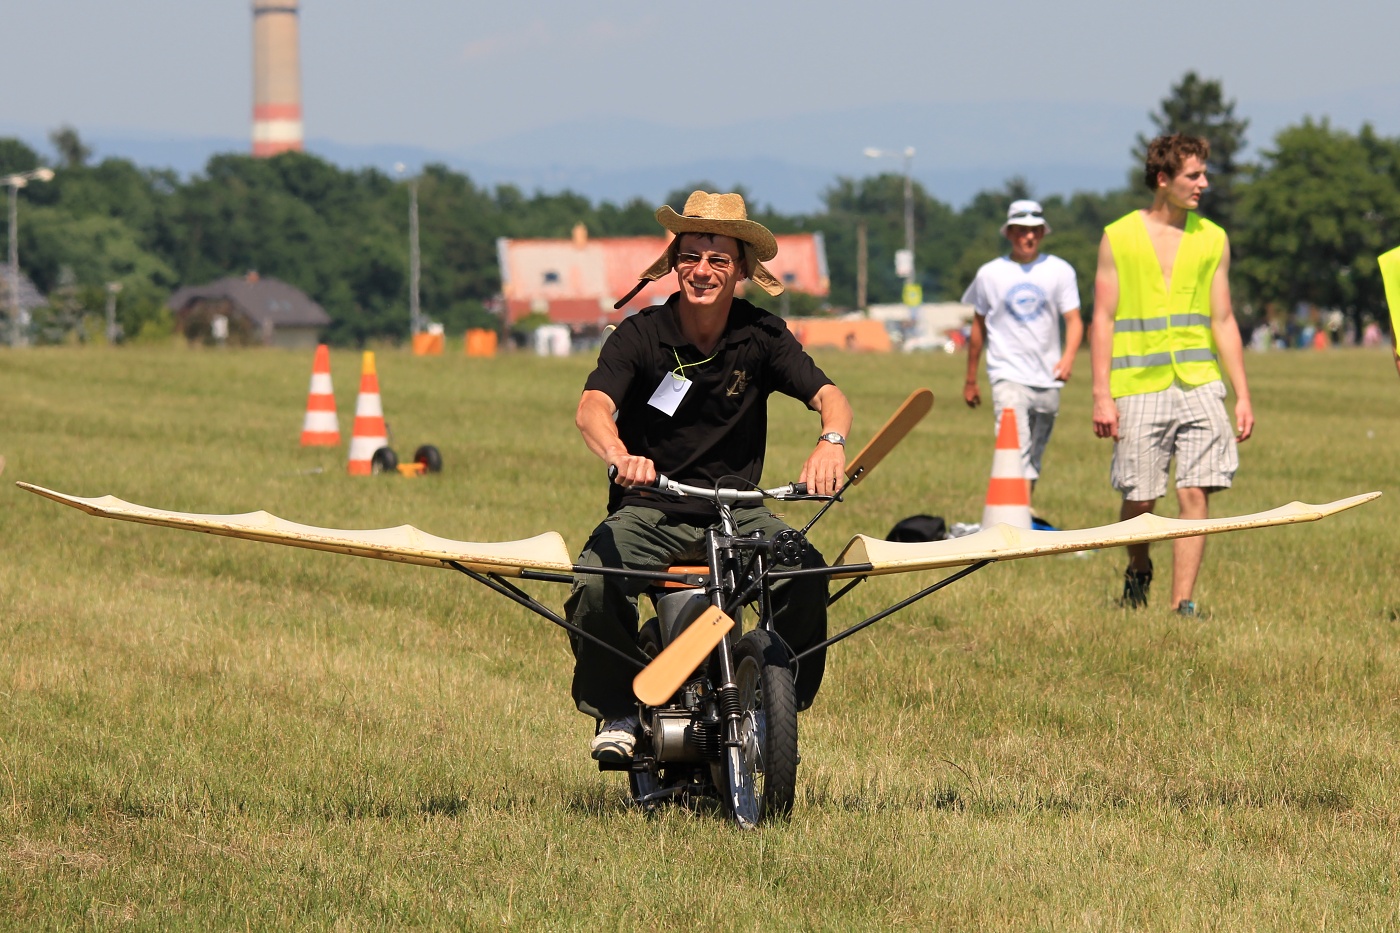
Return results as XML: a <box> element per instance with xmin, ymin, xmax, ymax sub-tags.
<box><xmin>4</xmin><ymin>1</ymin><xmax>1398</xmax><ymax>209</ymax></box>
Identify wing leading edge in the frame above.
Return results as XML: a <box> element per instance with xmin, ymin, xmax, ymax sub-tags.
<box><xmin>17</xmin><ymin>482</ymin><xmax>574</xmax><ymax>576</ymax></box>
<box><xmin>834</xmin><ymin>493</ymin><xmax>1379</xmax><ymax>578</ymax></box>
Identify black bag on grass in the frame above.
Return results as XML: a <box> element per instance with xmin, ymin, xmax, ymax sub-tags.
<box><xmin>885</xmin><ymin>514</ymin><xmax>948</xmax><ymax>543</ymax></box>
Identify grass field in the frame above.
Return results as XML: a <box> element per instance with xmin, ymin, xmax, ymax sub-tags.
<box><xmin>2</xmin><ymin>344</ymin><xmax>1399</xmax><ymax>929</ymax></box>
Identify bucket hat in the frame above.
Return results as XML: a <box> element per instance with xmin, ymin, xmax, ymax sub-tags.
<box><xmin>1000</xmin><ymin>199</ymin><xmax>1053</xmax><ymax>237</ymax></box>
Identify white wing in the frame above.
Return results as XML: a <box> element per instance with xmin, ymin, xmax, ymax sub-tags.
<box><xmin>18</xmin><ymin>483</ymin><xmax>573</xmax><ymax>577</ymax></box>
<box><xmin>834</xmin><ymin>493</ymin><xmax>1378</xmax><ymax>578</ymax></box>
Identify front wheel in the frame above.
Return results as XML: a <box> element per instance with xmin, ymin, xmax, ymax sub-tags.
<box><xmin>725</xmin><ymin>629</ymin><xmax>798</xmax><ymax>827</ymax></box>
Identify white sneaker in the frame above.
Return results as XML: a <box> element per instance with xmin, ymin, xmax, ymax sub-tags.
<box><xmin>590</xmin><ymin>715</ymin><xmax>639</xmax><ymax>762</ymax></box>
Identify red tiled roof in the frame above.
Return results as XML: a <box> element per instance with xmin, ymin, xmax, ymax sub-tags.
<box><xmin>498</xmin><ymin>230</ymin><xmax>828</xmax><ymax>326</ymax></box>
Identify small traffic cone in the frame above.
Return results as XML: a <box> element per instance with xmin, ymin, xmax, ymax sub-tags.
<box><xmin>981</xmin><ymin>411</ymin><xmax>1032</xmax><ymax>529</ymax></box>
<box><xmin>300</xmin><ymin>344</ymin><xmax>340</xmax><ymax>446</ymax></box>
<box><xmin>347</xmin><ymin>351</ymin><xmax>388</xmax><ymax>476</ymax></box>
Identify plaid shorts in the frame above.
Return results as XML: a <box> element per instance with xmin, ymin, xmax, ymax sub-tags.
<box><xmin>1111</xmin><ymin>380</ymin><xmax>1238</xmax><ymax>500</ymax></box>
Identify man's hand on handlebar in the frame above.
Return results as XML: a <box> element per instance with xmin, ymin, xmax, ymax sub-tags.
<box><xmin>800</xmin><ymin>441</ymin><xmax>846</xmax><ymax>498</ymax></box>
<box><xmin>609</xmin><ymin>454</ymin><xmax>657</xmax><ymax>488</ymax></box>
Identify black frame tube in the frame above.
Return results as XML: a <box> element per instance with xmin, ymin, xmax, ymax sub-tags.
<box><xmin>793</xmin><ymin>560</ymin><xmax>993</xmax><ymax>661</ymax></box>
<box><xmin>799</xmin><ymin>472</ymin><xmax>857</xmax><ymax>537</ymax></box>
<box><xmin>768</xmin><ymin>562</ymin><xmax>875</xmax><ymax>580</ymax></box>
<box><xmin>827</xmin><ymin>576</ymin><xmax>865</xmax><ymax>607</ymax></box>
<box><xmin>446</xmin><ymin>560</ymin><xmax>646</xmax><ymax>671</ymax></box>
<box><xmin>571</xmin><ymin>564</ymin><xmax>709</xmax><ymax>586</ymax></box>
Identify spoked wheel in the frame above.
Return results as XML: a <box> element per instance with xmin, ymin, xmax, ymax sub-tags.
<box><xmin>725</xmin><ymin>629</ymin><xmax>798</xmax><ymax>828</ymax></box>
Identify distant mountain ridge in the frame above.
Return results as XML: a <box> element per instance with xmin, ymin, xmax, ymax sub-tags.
<box><xmin>4</xmin><ymin>86</ymin><xmax>1396</xmax><ymax>213</ymax></box>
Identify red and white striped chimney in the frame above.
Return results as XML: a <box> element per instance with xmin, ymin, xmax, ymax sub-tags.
<box><xmin>252</xmin><ymin>0</ymin><xmax>303</xmax><ymax>157</ymax></box>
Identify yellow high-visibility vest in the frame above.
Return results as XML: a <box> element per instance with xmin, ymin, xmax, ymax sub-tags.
<box><xmin>1105</xmin><ymin>211</ymin><xmax>1225</xmax><ymax>398</ymax></box>
<box><xmin>1381</xmin><ymin>245</ymin><xmax>1400</xmax><ymax>357</ymax></box>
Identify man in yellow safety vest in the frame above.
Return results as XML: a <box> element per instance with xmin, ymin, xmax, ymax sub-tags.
<box><xmin>1090</xmin><ymin>134</ymin><xmax>1254</xmax><ymax>617</ymax></box>
<box><xmin>1380</xmin><ymin>245</ymin><xmax>1400</xmax><ymax>378</ymax></box>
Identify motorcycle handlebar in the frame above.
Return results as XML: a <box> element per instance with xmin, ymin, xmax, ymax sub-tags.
<box><xmin>607</xmin><ymin>465</ymin><xmax>816</xmax><ymax>503</ymax></box>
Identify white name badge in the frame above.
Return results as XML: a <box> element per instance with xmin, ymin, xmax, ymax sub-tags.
<box><xmin>647</xmin><ymin>373</ymin><xmax>692</xmax><ymax>416</ymax></box>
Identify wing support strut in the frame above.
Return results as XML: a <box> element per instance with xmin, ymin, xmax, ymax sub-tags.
<box><xmin>447</xmin><ymin>560</ymin><xmax>647</xmax><ymax>672</ymax></box>
<box><xmin>793</xmin><ymin>560</ymin><xmax>993</xmax><ymax>662</ymax></box>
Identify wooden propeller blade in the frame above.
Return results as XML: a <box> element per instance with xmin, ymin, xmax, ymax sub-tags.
<box><xmin>632</xmin><ymin>606</ymin><xmax>735</xmax><ymax>706</ymax></box>
<box><xmin>846</xmin><ymin>387</ymin><xmax>934</xmax><ymax>484</ymax></box>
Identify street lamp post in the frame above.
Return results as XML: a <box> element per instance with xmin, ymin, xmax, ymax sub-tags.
<box><xmin>394</xmin><ymin>162</ymin><xmax>422</xmax><ymax>337</ymax></box>
<box><xmin>4</xmin><ymin>167</ymin><xmax>54</xmax><ymax>347</ymax></box>
<box><xmin>105</xmin><ymin>281</ymin><xmax>124</xmax><ymax>344</ymax></box>
<box><xmin>862</xmin><ymin>147</ymin><xmax>916</xmax><ymax>293</ymax></box>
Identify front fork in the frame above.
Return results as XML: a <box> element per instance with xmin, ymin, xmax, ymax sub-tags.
<box><xmin>706</xmin><ymin>508</ymin><xmax>750</xmax><ymax>753</ymax></box>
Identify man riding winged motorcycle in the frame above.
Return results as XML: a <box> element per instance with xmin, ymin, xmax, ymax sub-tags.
<box><xmin>567</xmin><ymin>191</ymin><xmax>854</xmax><ymax>761</ymax></box>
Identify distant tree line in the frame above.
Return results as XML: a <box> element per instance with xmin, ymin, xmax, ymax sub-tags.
<box><xmin>2</xmin><ymin>72</ymin><xmax>1398</xmax><ymax>346</ymax></box>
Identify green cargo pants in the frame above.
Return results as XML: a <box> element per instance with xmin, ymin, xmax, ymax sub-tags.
<box><xmin>564</xmin><ymin>505</ymin><xmax>828</xmax><ymax>721</ymax></box>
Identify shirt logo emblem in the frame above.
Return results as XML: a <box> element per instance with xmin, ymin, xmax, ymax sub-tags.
<box><xmin>1004</xmin><ymin>282</ymin><xmax>1049</xmax><ymax>323</ymax></box>
<box><xmin>725</xmin><ymin>370</ymin><xmax>749</xmax><ymax>397</ymax></box>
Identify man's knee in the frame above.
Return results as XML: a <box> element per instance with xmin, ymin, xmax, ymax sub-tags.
<box><xmin>1176</xmin><ymin>485</ymin><xmax>1210</xmax><ymax>516</ymax></box>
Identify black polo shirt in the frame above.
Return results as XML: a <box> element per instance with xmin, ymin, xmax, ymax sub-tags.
<box><xmin>584</xmin><ymin>294</ymin><xmax>833</xmax><ymax>519</ymax></box>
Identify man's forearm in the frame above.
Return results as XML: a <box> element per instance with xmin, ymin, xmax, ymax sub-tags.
<box><xmin>813</xmin><ymin>385</ymin><xmax>853</xmax><ymax>437</ymax></box>
<box><xmin>1213</xmin><ymin>317</ymin><xmax>1250</xmax><ymax>402</ymax></box>
<box><xmin>1062</xmin><ymin>311</ymin><xmax>1084</xmax><ymax>362</ymax></box>
<box><xmin>576</xmin><ymin>392</ymin><xmax>627</xmax><ymax>463</ymax></box>
<box><xmin>965</xmin><ymin>318</ymin><xmax>984</xmax><ymax>383</ymax></box>
<box><xmin>1089</xmin><ymin>309</ymin><xmax>1115</xmax><ymax>399</ymax></box>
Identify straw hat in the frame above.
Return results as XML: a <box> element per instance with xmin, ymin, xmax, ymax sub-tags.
<box><xmin>616</xmin><ymin>191</ymin><xmax>784</xmax><ymax>308</ymax></box>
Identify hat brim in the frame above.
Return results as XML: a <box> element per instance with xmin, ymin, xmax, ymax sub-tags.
<box><xmin>1000</xmin><ymin>218</ymin><xmax>1052</xmax><ymax>237</ymax></box>
<box><xmin>654</xmin><ymin>205</ymin><xmax>778</xmax><ymax>262</ymax></box>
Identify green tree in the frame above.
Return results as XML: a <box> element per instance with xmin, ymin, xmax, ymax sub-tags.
<box><xmin>817</xmin><ymin>174</ymin><xmax>959</xmax><ymax>306</ymax></box>
<box><xmin>0</xmin><ymin>137</ymin><xmax>41</xmax><ymax>174</ymax></box>
<box><xmin>49</xmin><ymin>125</ymin><xmax>93</xmax><ymax>169</ymax></box>
<box><xmin>1234</xmin><ymin>119</ymin><xmax>1400</xmax><ymax>334</ymax></box>
<box><xmin>1134</xmin><ymin>71</ymin><xmax>1249</xmax><ymax>228</ymax></box>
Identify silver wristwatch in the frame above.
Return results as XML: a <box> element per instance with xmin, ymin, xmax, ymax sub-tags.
<box><xmin>818</xmin><ymin>432</ymin><xmax>846</xmax><ymax>446</ymax></box>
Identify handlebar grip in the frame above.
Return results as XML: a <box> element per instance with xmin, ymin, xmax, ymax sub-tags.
<box><xmin>791</xmin><ymin>482</ymin><xmax>808</xmax><ymax>496</ymax></box>
<box><xmin>607</xmin><ymin>464</ymin><xmax>668</xmax><ymax>489</ymax></box>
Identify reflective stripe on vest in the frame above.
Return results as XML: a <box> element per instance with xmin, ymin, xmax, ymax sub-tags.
<box><xmin>1105</xmin><ymin>211</ymin><xmax>1225</xmax><ymax>397</ymax></box>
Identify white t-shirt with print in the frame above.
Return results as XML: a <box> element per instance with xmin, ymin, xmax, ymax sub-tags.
<box><xmin>961</xmin><ymin>254</ymin><xmax>1081</xmax><ymax>389</ymax></box>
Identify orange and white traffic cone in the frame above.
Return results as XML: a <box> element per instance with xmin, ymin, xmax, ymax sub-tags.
<box><xmin>981</xmin><ymin>411</ymin><xmax>1032</xmax><ymax>529</ymax></box>
<box><xmin>300</xmin><ymin>344</ymin><xmax>340</xmax><ymax>446</ymax></box>
<box><xmin>347</xmin><ymin>351</ymin><xmax>389</xmax><ymax>476</ymax></box>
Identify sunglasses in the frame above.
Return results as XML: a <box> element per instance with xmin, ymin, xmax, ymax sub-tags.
<box><xmin>676</xmin><ymin>251</ymin><xmax>736</xmax><ymax>271</ymax></box>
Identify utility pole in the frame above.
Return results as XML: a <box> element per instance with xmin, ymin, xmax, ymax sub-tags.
<box><xmin>105</xmin><ymin>281</ymin><xmax>123</xmax><ymax>344</ymax></box>
<box><xmin>409</xmin><ymin>175</ymin><xmax>420</xmax><ymax>335</ymax></box>
<box><xmin>863</xmin><ymin>146</ymin><xmax>917</xmax><ymax>294</ymax></box>
<box><xmin>395</xmin><ymin>162</ymin><xmax>422</xmax><ymax>336</ymax></box>
<box><xmin>856</xmin><ymin>221</ymin><xmax>868</xmax><ymax>312</ymax></box>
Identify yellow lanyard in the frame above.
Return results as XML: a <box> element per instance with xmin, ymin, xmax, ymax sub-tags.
<box><xmin>671</xmin><ymin>347</ymin><xmax>717</xmax><ymax>380</ymax></box>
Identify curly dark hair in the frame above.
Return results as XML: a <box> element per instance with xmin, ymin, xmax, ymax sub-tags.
<box><xmin>1143</xmin><ymin>134</ymin><xmax>1211</xmax><ymax>190</ymax></box>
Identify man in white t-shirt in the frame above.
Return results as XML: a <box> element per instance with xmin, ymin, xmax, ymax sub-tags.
<box><xmin>961</xmin><ymin>200</ymin><xmax>1084</xmax><ymax>500</ymax></box>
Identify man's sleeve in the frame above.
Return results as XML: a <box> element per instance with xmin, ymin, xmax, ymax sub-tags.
<box><xmin>960</xmin><ymin>273</ymin><xmax>987</xmax><ymax>315</ymax></box>
<box><xmin>582</xmin><ymin>319</ymin><xmax>641</xmax><ymax>407</ymax></box>
<box><xmin>1381</xmin><ymin>246</ymin><xmax>1400</xmax><ymax>354</ymax></box>
<box><xmin>1058</xmin><ymin>260</ymin><xmax>1082</xmax><ymax>313</ymax></box>
<box><xmin>768</xmin><ymin>322</ymin><xmax>833</xmax><ymax>406</ymax></box>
